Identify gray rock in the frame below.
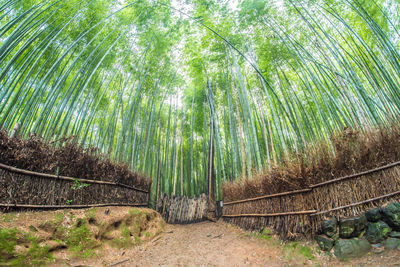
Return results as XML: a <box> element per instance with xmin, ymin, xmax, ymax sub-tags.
<box><xmin>381</xmin><ymin>202</ymin><xmax>400</xmax><ymax>230</ymax></box>
<box><xmin>322</xmin><ymin>217</ymin><xmax>337</xmax><ymax>237</ymax></box>
<box><xmin>339</xmin><ymin>215</ymin><xmax>368</xmax><ymax>238</ymax></box>
<box><xmin>331</xmin><ymin>233</ymin><xmax>339</xmax><ymax>241</ymax></box>
<box><xmin>371</xmin><ymin>243</ymin><xmax>385</xmax><ymax>254</ymax></box>
<box><xmin>356</xmin><ymin>215</ymin><xmax>368</xmax><ymax>237</ymax></box>
<box><xmin>315</xmin><ymin>235</ymin><xmax>334</xmax><ymax>251</ymax></box>
<box><xmin>389</xmin><ymin>231</ymin><xmax>400</xmax><ymax>238</ymax></box>
<box><xmin>334</xmin><ymin>239</ymin><xmax>371</xmax><ymax>260</ymax></box>
<box><xmin>365</xmin><ymin>221</ymin><xmax>391</xmax><ymax>244</ymax></box>
<box><xmin>365</xmin><ymin>208</ymin><xmax>381</xmax><ymax>222</ymax></box>
<box><xmin>384</xmin><ymin>238</ymin><xmax>400</xmax><ymax>250</ymax></box>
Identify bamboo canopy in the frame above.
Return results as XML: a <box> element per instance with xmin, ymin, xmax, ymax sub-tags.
<box><xmin>0</xmin><ymin>0</ymin><xmax>400</xmax><ymax>204</ymax></box>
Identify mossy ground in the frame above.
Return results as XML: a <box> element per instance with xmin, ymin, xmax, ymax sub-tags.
<box><xmin>246</xmin><ymin>226</ymin><xmax>317</xmax><ymax>264</ymax></box>
<box><xmin>282</xmin><ymin>241</ymin><xmax>315</xmax><ymax>262</ymax></box>
<box><xmin>0</xmin><ymin>207</ymin><xmax>165</xmax><ymax>266</ymax></box>
<box><xmin>0</xmin><ymin>228</ymin><xmax>53</xmax><ymax>266</ymax></box>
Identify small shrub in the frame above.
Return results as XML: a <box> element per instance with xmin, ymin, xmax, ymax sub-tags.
<box><xmin>71</xmin><ymin>179</ymin><xmax>90</xmax><ymax>190</ymax></box>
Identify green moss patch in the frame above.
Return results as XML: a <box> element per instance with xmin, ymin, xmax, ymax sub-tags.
<box><xmin>0</xmin><ymin>207</ymin><xmax>165</xmax><ymax>265</ymax></box>
<box><xmin>0</xmin><ymin>228</ymin><xmax>53</xmax><ymax>266</ymax></box>
<box><xmin>282</xmin><ymin>242</ymin><xmax>315</xmax><ymax>262</ymax></box>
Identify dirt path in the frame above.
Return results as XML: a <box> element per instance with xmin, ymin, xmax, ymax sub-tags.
<box><xmin>126</xmin><ymin>221</ymin><xmax>284</xmax><ymax>267</ymax></box>
<box><xmin>90</xmin><ymin>221</ymin><xmax>400</xmax><ymax>267</ymax></box>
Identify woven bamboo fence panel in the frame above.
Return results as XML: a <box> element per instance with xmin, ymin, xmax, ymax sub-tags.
<box><xmin>156</xmin><ymin>193</ymin><xmax>208</xmax><ymax>224</ymax></box>
<box><xmin>0</xmin><ymin>163</ymin><xmax>150</xmax><ymax>210</ymax></box>
<box><xmin>222</xmin><ymin>162</ymin><xmax>400</xmax><ymax>240</ymax></box>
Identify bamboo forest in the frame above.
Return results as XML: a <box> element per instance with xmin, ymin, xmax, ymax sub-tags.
<box><xmin>1</xmin><ymin>0</ymin><xmax>400</xmax><ymax>202</ymax></box>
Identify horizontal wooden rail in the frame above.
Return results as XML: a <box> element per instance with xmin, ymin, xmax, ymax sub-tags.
<box><xmin>115</xmin><ymin>182</ymin><xmax>148</xmax><ymax>192</ymax></box>
<box><xmin>224</xmin><ymin>160</ymin><xmax>400</xmax><ymax>206</ymax></box>
<box><xmin>224</xmin><ymin>188</ymin><xmax>312</xmax><ymax>206</ymax></box>
<box><xmin>0</xmin><ymin>162</ymin><xmax>149</xmax><ymax>193</ymax></box>
<box><xmin>0</xmin><ymin>203</ymin><xmax>148</xmax><ymax>209</ymax></box>
<box><xmin>310</xmin><ymin>161</ymin><xmax>400</xmax><ymax>188</ymax></box>
<box><xmin>311</xmin><ymin>190</ymin><xmax>400</xmax><ymax>216</ymax></box>
<box><xmin>223</xmin><ymin>189</ymin><xmax>400</xmax><ymax>218</ymax></box>
<box><xmin>222</xmin><ymin>210</ymin><xmax>317</xmax><ymax>218</ymax></box>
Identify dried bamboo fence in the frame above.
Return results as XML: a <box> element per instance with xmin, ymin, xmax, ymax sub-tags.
<box><xmin>156</xmin><ymin>193</ymin><xmax>209</xmax><ymax>224</ymax></box>
<box><xmin>0</xmin><ymin>163</ymin><xmax>150</xmax><ymax>210</ymax></box>
<box><xmin>222</xmin><ymin>161</ymin><xmax>400</xmax><ymax>240</ymax></box>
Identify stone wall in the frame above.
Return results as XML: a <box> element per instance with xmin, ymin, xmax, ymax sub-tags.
<box><xmin>316</xmin><ymin>202</ymin><xmax>400</xmax><ymax>260</ymax></box>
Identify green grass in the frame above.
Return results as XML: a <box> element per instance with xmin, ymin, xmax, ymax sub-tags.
<box><xmin>40</xmin><ymin>214</ymin><xmax>98</xmax><ymax>258</ymax></box>
<box><xmin>1</xmin><ymin>213</ymin><xmax>16</xmax><ymax>223</ymax></box>
<box><xmin>246</xmin><ymin>228</ymin><xmax>316</xmax><ymax>262</ymax></box>
<box><xmin>109</xmin><ymin>225</ymin><xmax>138</xmax><ymax>249</ymax></box>
<box><xmin>143</xmin><ymin>231</ymin><xmax>152</xmax><ymax>238</ymax></box>
<box><xmin>249</xmin><ymin>227</ymin><xmax>274</xmax><ymax>241</ymax></box>
<box><xmin>54</xmin><ymin>213</ymin><xmax>64</xmax><ymax>223</ymax></box>
<box><xmin>282</xmin><ymin>242</ymin><xmax>315</xmax><ymax>262</ymax></box>
<box><xmin>298</xmin><ymin>245</ymin><xmax>314</xmax><ymax>260</ymax></box>
<box><xmin>86</xmin><ymin>208</ymin><xmax>97</xmax><ymax>220</ymax></box>
<box><xmin>0</xmin><ymin>228</ymin><xmax>53</xmax><ymax>266</ymax></box>
<box><xmin>260</xmin><ymin>228</ymin><xmax>273</xmax><ymax>240</ymax></box>
<box><xmin>0</xmin><ymin>228</ymin><xmax>18</xmax><ymax>259</ymax></box>
<box><xmin>129</xmin><ymin>208</ymin><xmax>144</xmax><ymax>216</ymax></box>
<box><xmin>65</xmin><ymin>219</ymin><xmax>98</xmax><ymax>258</ymax></box>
